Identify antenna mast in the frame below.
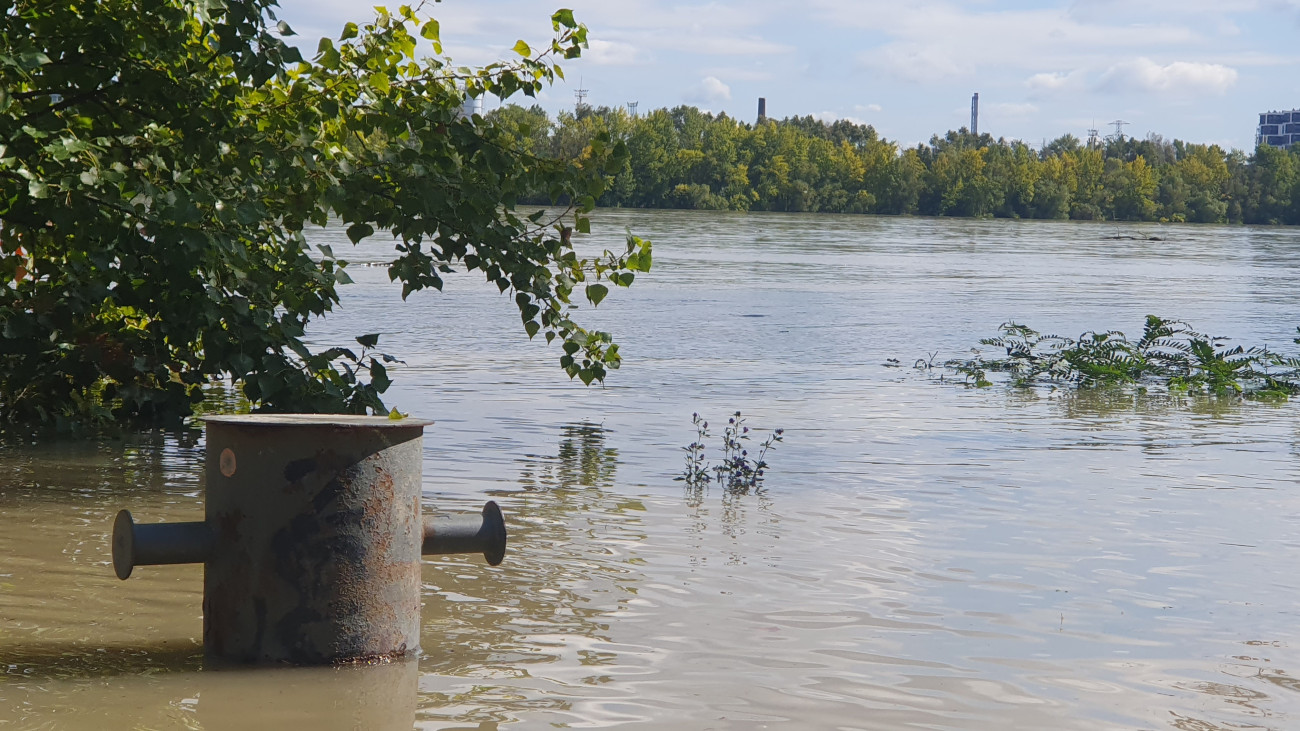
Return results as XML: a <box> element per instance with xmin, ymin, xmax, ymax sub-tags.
<box><xmin>574</xmin><ymin>77</ymin><xmax>589</xmax><ymax>111</ymax></box>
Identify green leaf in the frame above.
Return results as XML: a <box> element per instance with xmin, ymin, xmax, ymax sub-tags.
<box><xmin>18</xmin><ymin>51</ymin><xmax>50</xmax><ymax>69</ymax></box>
<box><xmin>340</xmin><ymin>22</ymin><xmax>358</xmax><ymax>40</ymax></box>
<box><xmin>356</xmin><ymin>333</ymin><xmax>380</xmax><ymax>348</ymax></box>
<box><xmin>513</xmin><ymin>40</ymin><xmax>532</xmax><ymax>56</ymax></box>
<box><xmin>575</xmin><ymin>216</ymin><xmax>590</xmax><ymax>234</ymax></box>
<box><xmin>369</xmin><ymin>72</ymin><xmax>391</xmax><ymax>95</ymax></box>
<box><xmin>2</xmin><ymin>315</ymin><xmax>34</xmax><ymax>339</ymax></box>
<box><xmin>585</xmin><ymin>283</ymin><xmax>608</xmax><ymax>306</ymax></box>
<box><xmin>552</xmin><ymin>9</ymin><xmax>577</xmax><ymax>28</ymax></box>
<box><xmin>420</xmin><ymin>20</ymin><xmax>440</xmax><ymax>41</ymax></box>
<box><xmin>346</xmin><ymin>223</ymin><xmax>374</xmax><ymax>243</ymax></box>
<box><xmin>317</xmin><ymin>38</ymin><xmax>340</xmax><ymax>68</ymax></box>
<box><xmin>388</xmin><ymin>407</ymin><xmax>408</xmax><ymax>420</ymax></box>
<box><xmin>370</xmin><ymin>360</ymin><xmax>391</xmax><ymax>392</ymax></box>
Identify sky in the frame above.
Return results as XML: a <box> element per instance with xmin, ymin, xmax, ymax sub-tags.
<box><xmin>274</xmin><ymin>0</ymin><xmax>1300</xmax><ymax>151</ymax></box>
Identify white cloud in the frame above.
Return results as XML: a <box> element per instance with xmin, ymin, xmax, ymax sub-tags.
<box><xmin>855</xmin><ymin>103</ymin><xmax>883</xmax><ymax>113</ymax></box>
<box><xmin>989</xmin><ymin>102</ymin><xmax>1040</xmax><ymax>118</ymax></box>
<box><xmin>1026</xmin><ymin>71</ymin><xmax>1073</xmax><ymax>94</ymax></box>
<box><xmin>865</xmin><ymin>45</ymin><xmax>970</xmax><ymax>82</ymax></box>
<box><xmin>702</xmin><ymin>66</ymin><xmax>775</xmax><ymax>83</ymax></box>
<box><xmin>686</xmin><ymin>76</ymin><xmax>732</xmax><ymax>105</ymax></box>
<box><xmin>823</xmin><ymin>0</ymin><xmax>1201</xmax><ymax>82</ymax></box>
<box><xmin>1097</xmin><ymin>57</ymin><xmax>1238</xmax><ymax>94</ymax></box>
<box><xmin>586</xmin><ymin>39</ymin><xmax>640</xmax><ymax>66</ymax></box>
<box><xmin>811</xmin><ymin>110</ymin><xmax>868</xmax><ymax>124</ymax></box>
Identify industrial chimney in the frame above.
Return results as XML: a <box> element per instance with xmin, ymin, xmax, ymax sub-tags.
<box><xmin>757</xmin><ymin>97</ymin><xmax>767</xmax><ymax>123</ymax></box>
<box><xmin>971</xmin><ymin>93</ymin><xmax>979</xmax><ymax>137</ymax></box>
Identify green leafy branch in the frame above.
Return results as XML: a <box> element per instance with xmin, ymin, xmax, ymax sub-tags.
<box><xmin>0</xmin><ymin>1</ymin><xmax>648</xmax><ymax>432</ymax></box>
<box><xmin>945</xmin><ymin>316</ymin><xmax>1300</xmax><ymax>400</ymax></box>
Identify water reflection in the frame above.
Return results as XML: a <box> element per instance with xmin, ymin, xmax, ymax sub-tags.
<box><xmin>516</xmin><ymin>422</ymin><xmax>619</xmax><ymax>491</ymax></box>
<box><xmin>197</xmin><ymin>661</ymin><xmax>418</xmax><ymax>731</ymax></box>
<box><xmin>1</xmin><ymin>641</ymin><xmax>201</xmax><ymax>680</ymax></box>
<box><xmin>2</xmin><ymin>653</ymin><xmax>419</xmax><ymax>730</ymax></box>
<box><xmin>0</xmin><ymin>429</ymin><xmax>203</xmax><ymax>498</ymax></box>
<box><xmin>414</xmin><ymin>423</ymin><xmax>652</xmax><ymax>726</ymax></box>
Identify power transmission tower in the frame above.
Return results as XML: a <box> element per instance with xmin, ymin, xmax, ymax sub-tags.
<box><xmin>1107</xmin><ymin>119</ymin><xmax>1129</xmax><ymax>142</ymax></box>
<box><xmin>574</xmin><ymin>77</ymin><xmax>589</xmax><ymax>112</ymax></box>
<box><xmin>627</xmin><ymin>101</ymin><xmax>638</xmax><ymax>117</ymax></box>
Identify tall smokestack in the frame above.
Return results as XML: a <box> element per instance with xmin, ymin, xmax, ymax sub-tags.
<box><xmin>971</xmin><ymin>92</ymin><xmax>979</xmax><ymax>137</ymax></box>
<box><xmin>757</xmin><ymin>97</ymin><xmax>767</xmax><ymax>123</ymax></box>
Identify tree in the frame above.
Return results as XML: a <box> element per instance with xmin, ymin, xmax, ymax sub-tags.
<box><xmin>1108</xmin><ymin>156</ymin><xmax>1158</xmax><ymax>221</ymax></box>
<box><xmin>1246</xmin><ymin>144</ymin><xmax>1299</xmax><ymax>224</ymax></box>
<box><xmin>0</xmin><ymin>0</ymin><xmax>650</xmax><ymax>430</ymax></box>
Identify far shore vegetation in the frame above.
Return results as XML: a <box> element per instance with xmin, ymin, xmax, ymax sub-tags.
<box><xmin>493</xmin><ymin>104</ymin><xmax>1300</xmax><ymax>225</ymax></box>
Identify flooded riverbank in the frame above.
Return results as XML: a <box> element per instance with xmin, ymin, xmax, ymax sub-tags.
<box><xmin>4</xmin><ymin>211</ymin><xmax>1300</xmax><ymax>729</ymax></box>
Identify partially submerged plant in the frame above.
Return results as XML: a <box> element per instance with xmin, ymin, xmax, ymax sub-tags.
<box><xmin>676</xmin><ymin>411</ymin><xmax>783</xmax><ymax>494</ymax></box>
<box><xmin>943</xmin><ymin>316</ymin><xmax>1300</xmax><ymax>400</ymax></box>
<box><xmin>680</xmin><ymin>412</ymin><xmax>711</xmax><ymax>487</ymax></box>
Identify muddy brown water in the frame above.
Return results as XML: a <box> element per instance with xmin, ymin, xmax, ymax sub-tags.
<box><xmin>4</xmin><ymin>211</ymin><xmax>1300</xmax><ymax>729</ymax></box>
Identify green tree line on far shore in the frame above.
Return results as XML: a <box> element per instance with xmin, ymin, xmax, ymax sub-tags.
<box><xmin>491</xmin><ymin>103</ymin><xmax>1300</xmax><ymax>224</ymax></box>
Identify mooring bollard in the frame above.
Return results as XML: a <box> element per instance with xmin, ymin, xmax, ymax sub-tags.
<box><xmin>110</xmin><ymin>414</ymin><xmax>506</xmax><ymax>665</ymax></box>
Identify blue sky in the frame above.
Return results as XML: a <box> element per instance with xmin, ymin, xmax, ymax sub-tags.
<box><xmin>276</xmin><ymin>0</ymin><xmax>1300</xmax><ymax>151</ymax></box>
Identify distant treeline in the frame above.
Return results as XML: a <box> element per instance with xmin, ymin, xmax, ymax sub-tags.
<box><xmin>488</xmin><ymin>104</ymin><xmax>1300</xmax><ymax>224</ymax></box>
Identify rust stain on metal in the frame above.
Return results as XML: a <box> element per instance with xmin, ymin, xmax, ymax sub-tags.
<box><xmin>333</xmin><ymin>647</ymin><xmax>410</xmax><ymax>666</ymax></box>
<box><xmin>219</xmin><ymin>448</ymin><xmax>237</xmax><ymax>477</ymax></box>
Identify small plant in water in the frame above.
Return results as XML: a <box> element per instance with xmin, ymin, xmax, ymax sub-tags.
<box><xmin>680</xmin><ymin>412</ymin><xmax>712</xmax><ymax>486</ymax></box>
<box><xmin>676</xmin><ymin>411</ymin><xmax>783</xmax><ymax>494</ymax></box>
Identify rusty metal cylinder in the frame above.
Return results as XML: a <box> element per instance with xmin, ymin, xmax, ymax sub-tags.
<box><xmin>201</xmin><ymin>414</ymin><xmax>431</xmax><ymax>664</ymax></box>
<box><xmin>110</xmin><ymin>414</ymin><xmax>509</xmax><ymax>666</ymax></box>
<box><xmin>423</xmin><ymin>501</ymin><xmax>506</xmax><ymax>566</ymax></box>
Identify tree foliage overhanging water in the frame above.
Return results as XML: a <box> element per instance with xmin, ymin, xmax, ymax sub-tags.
<box><xmin>0</xmin><ymin>2</ymin><xmax>650</xmax><ymax>433</ymax></box>
<box><xmin>493</xmin><ymin>104</ymin><xmax>1300</xmax><ymax>224</ymax></box>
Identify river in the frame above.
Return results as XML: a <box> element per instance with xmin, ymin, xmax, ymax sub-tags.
<box><xmin>3</xmin><ymin>210</ymin><xmax>1300</xmax><ymax>729</ymax></box>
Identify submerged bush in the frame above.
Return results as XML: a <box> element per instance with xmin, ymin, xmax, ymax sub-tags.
<box><xmin>946</xmin><ymin>316</ymin><xmax>1300</xmax><ymax>400</ymax></box>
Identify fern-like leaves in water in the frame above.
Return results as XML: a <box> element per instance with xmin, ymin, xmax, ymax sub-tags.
<box><xmin>945</xmin><ymin>316</ymin><xmax>1300</xmax><ymax>400</ymax></box>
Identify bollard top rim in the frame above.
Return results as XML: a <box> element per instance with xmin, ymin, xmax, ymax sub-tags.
<box><xmin>202</xmin><ymin>414</ymin><xmax>434</xmax><ymax>428</ymax></box>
